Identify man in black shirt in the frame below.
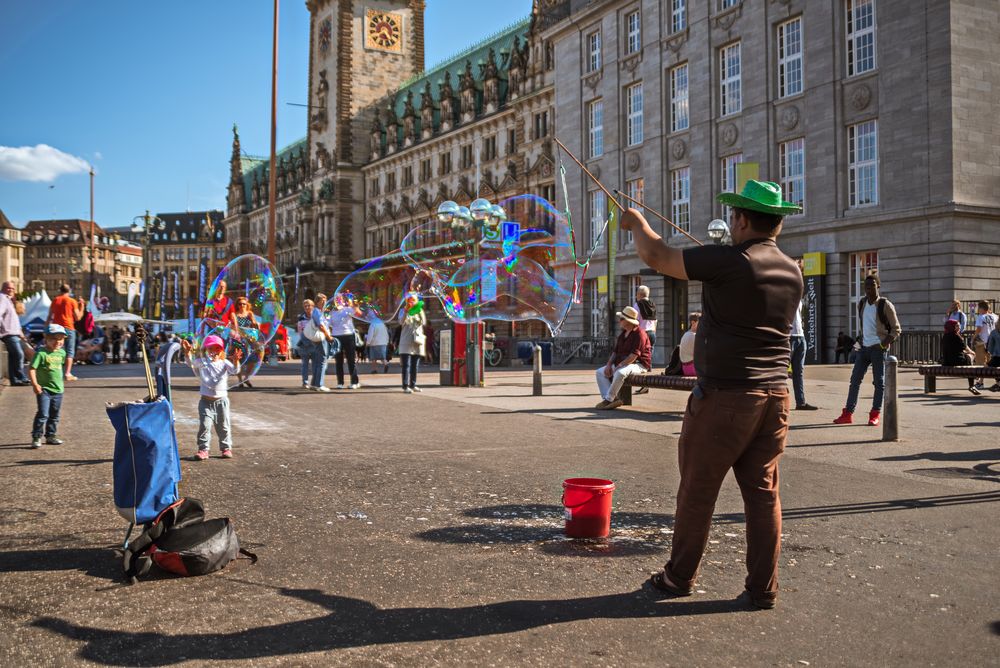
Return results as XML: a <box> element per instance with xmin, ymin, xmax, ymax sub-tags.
<box><xmin>621</xmin><ymin>180</ymin><xmax>803</xmax><ymax>609</ymax></box>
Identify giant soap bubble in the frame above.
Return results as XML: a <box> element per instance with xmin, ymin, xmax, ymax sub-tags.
<box><xmin>399</xmin><ymin>194</ymin><xmax>576</xmax><ymax>333</ymax></box>
<box><xmin>192</xmin><ymin>254</ymin><xmax>285</xmax><ymax>388</ymax></box>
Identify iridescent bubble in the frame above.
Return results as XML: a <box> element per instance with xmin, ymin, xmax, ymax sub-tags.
<box><xmin>329</xmin><ymin>256</ymin><xmax>419</xmax><ymax>325</ymax></box>
<box><xmin>193</xmin><ymin>254</ymin><xmax>285</xmax><ymax>388</ymax></box>
<box><xmin>400</xmin><ymin>194</ymin><xmax>576</xmax><ymax>334</ymax></box>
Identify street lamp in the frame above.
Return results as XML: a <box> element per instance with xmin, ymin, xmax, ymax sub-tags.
<box><xmin>131</xmin><ymin>210</ymin><xmax>167</xmax><ymax>316</ymax></box>
<box><xmin>707</xmin><ymin>219</ymin><xmax>731</xmax><ymax>245</ymax></box>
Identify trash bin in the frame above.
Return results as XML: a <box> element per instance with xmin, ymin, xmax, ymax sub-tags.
<box><xmin>517</xmin><ymin>341</ymin><xmax>534</xmax><ymax>362</ymax></box>
<box><xmin>539</xmin><ymin>341</ymin><xmax>552</xmax><ymax>366</ymax></box>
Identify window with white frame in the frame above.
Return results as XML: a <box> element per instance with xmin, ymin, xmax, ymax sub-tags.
<box><xmin>720</xmin><ymin>42</ymin><xmax>741</xmax><ymax>116</ymax></box>
<box><xmin>777</xmin><ymin>17</ymin><xmax>803</xmax><ymax>98</ymax></box>
<box><xmin>717</xmin><ymin>0</ymin><xmax>739</xmax><ymax>11</ymax></box>
<box><xmin>588</xmin><ymin>99</ymin><xmax>604</xmax><ymax>158</ymax></box>
<box><xmin>848</xmin><ymin>250</ymin><xmax>878</xmax><ymax>334</ymax></box>
<box><xmin>589</xmin><ymin>189</ymin><xmax>606</xmax><ymax>248</ymax></box>
<box><xmin>626</xmin><ymin>10</ymin><xmax>641</xmax><ymax>55</ymax></box>
<box><xmin>720</xmin><ymin>153</ymin><xmax>743</xmax><ymax>218</ymax></box>
<box><xmin>779</xmin><ymin>138</ymin><xmax>805</xmax><ymax>212</ymax></box>
<box><xmin>670</xmin><ymin>167</ymin><xmax>690</xmax><ymax>234</ymax></box>
<box><xmin>627</xmin><ymin>275</ymin><xmax>642</xmax><ymax>305</ymax></box>
<box><xmin>587</xmin><ymin>31</ymin><xmax>602</xmax><ymax>72</ymax></box>
<box><xmin>624</xmin><ymin>178</ymin><xmax>643</xmax><ymax>246</ymax></box>
<box><xmin>848</xmin><ymin>119</ymin><xmax>878</xmax><ymax>207</ymax></box>
<box><xmin>671</xmin><ymin>0</ymin><xmax>686</xmax><ymax>33</ymax></box>
<box><xmin>588</xmin><ymin>279</ymin><xmax>603</xmax><ymax>338</ymax></box>
<box><xmin>846</xmin><ymin>0</ymin><xmax>876</xmax><ymax>76</ymax></box>
<box><xmin>670</xmin><ymin>63</ymin><xmax>689</xmax><ymax>132</ymax></box>
<box><xmin>626</xmin><ymin>82</ymin><xmax>644</xmax><ymax>146</ymax></box>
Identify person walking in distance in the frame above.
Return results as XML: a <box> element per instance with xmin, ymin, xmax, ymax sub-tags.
<box><xmin>833</xmin><ymin>274</ymin><xmax>901</xmax><ymax>426</ymax></box>
<box><xmin>973</xmin><ymin>301</ymin><xmax>997</xmax><ymax>390</ymax></box>
<box><xmin>632</xmin><ymin>286</ymin><xmax>657</xmax><ymax>394</ymax></box>
<box><xmin>790</xmin><ymin>261</ymin><xmax>817</xmax><ymax>410</ymax></box>
<box><xmin>365</xmin><ymin>317</ymin><xmax>390</xmax><ymax>374</ymax></box>
<box><xmin>47</xmin><ymin>284</ymin><xmax>83</xmax><ymax>381</ymax></box>
<box><xmin>943</xmin><ymin>299</ymin><xmax>967</xmax><ymax>334</ymax></box>
<box><xmin>622</xmin><ymin>180</ymin><xmax>803</xmax><ymax>609</ymax></box>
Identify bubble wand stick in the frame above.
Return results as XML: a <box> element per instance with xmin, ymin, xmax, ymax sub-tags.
<box><xmin>552</xmin><ymin>136</ymin><xmax>703</xmax><ymax>247</ymax></box>
<box><xmin>612</xmin><ymin>188</ymin><xmax>703</xmax><ymax>247</ymax></box>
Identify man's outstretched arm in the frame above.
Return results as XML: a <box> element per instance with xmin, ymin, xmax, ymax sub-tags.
<box><xmin>620</xmin><ymin>208</ymin><xmax>688</xmax><ymax>280</ymax></box>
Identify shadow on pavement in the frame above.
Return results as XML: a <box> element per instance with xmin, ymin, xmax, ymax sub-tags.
<box><xmin>872</xmin><ymin>448</ymin><xmax>1000</xmax><ymax>463</ymax></box>
<box><xmin>479</xmin><ymin>408</ymin><xmax>684</xmax><ymax>422</ymax></box>
<box><xmin>1</xmin><ymin>458</ymin><xmax>113</xmax><ymax>468</ymax></box>
<box><xmin>31</xmin><ymin>586</ymin><xmax>745</xmax><ymax>665</ymax></box>
<box><xmin>0</xmin><ymin>547</ymin><xmax>119</xmax><ymax>580</ymax></box>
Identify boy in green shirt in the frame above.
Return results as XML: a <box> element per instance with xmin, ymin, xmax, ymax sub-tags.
<box><xmin>29</xmin><ymin>324</ymin><xmax>68</xmax><ymax>449</ymax></box>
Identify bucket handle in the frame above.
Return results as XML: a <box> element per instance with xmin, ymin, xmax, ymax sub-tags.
<box><xmin>561</xmin><ymin>487</ymin><xmax>613</xmax><ymax>510</ymax></box>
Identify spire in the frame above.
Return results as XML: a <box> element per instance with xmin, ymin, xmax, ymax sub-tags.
<box><xmin>229</xmin><ymin>123</ymin><xmax>242</xmax><ymax>185</ymax></box>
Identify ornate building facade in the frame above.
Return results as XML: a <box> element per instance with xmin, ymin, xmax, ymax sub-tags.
<box><xmin>22</xmin><ymin>220</ymin><xmax>118</xmax><ymax>299</ymax></box>
<box><xmin>223</xmin><ymin>0</ymin><xmax>570</xmax><ymax>318</ymax></box>
<box><xmin>0</xmin><ymin>210</ymin><xmax>25</xmax><ymax>292</ymax></box>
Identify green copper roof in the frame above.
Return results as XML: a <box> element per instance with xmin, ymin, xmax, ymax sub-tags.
<box><xmin>240</xmin><ymin>137</ymin><xmax>308</xmax><ymax>205</ymax></box>
<box><xmin>387</xmin><ymin>17</ymin><xmax>530</xmax><ymax>127</ymax></box>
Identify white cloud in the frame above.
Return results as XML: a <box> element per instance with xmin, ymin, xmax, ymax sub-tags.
<box><xmin>0</xmin><ymin>144</ymin><xmax>91</xmax><ymax>182</ymax></box>
<box><xmin>94</xmin><ymin>151</ymin><xmax>103</xmax><ymax>160</ymax></box>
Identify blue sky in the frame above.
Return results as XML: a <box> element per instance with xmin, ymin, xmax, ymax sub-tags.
<box><xmin>0</xmin><ymin>0</ymin><xmax>532</xmax><ymax>228</ymax></box>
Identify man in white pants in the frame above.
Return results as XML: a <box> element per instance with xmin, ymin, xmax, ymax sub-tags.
<box><xmin>595</xmin><ymin>306</ymin><xmax>652</xmax><ymax>410</ymax></box>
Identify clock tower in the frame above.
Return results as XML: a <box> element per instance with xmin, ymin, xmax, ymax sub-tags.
<box><xmin>304</xmin><ymin>0</ymin><xmax>425</xmax><ymax>273</ymax></box>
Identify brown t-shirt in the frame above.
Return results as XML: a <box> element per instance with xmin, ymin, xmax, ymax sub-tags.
<box><xmin>683</xmin><ymin>239</ymin><xmax>802</xmax><ymax>389</ymax></box>
<box><xmin>612</xmin><ymin>327</ymin><xmax>652</xmax><ymax>370</ymax></box>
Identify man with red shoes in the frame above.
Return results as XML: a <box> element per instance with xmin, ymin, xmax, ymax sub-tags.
<box><xmin>833</xmin><ymin>274</ymin><xmax>901</xmax><ymax>426</ymax></box>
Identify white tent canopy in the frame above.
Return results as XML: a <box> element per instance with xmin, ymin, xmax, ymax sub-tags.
<box><xmin>18</xmin><ymin>289</ymin><xmax>51</xmax><ymax>328</ymax></box>
<box><xmin>93</xmin><ymin>312</ymin><xmax>171</xmax><ymax>326</ymax></box>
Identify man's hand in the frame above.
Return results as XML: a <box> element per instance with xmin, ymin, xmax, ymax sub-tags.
<box><xmin>604</xmin><ymin>365</ymin><xmax>614</xmax><ymax>379</ymax></box>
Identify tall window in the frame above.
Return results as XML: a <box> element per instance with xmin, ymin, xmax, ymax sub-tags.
<box><xmin>439</xmin><ymin>152</ymin><xmax>452</xmax><ymax>174</ymax></box>
<box><xmin>588</xmin><ymin>279</ymin><xmax>603</xmax><ymax>338</ymax></box>
<box><xmin>461</xmin><ymin>144</ymin><xmax>474</xmax><ymax>169</ymax></box>
<box><xmin>671</xmin><ymin>0</ymin><xmax>686</xmax><ymax>33</ymax></box>
<box><xmin>484</xmin><ymin>135</ymin><xmax>497</xmax><ymax>161</ymax></box>
<box><xmin>587</xmin><ymin>31</ymin><xmax>602</xmax><ymax>72</ymax></box>
<box><xmin>720</xmin><ymin>42</ymin><xmax>741</xmax><ymax>116</ymax></box>
<box><xmin>419</xmin><ymin>159</ymin><xmax>432</xmax><ymax>181</ymax></box>
<box><xmin>670</xmin><ymin>63</ymin><xmax>689</xmax><ymax>132</ymax></box>
<box><xmin>625</xmin><ymin>10</ymin><xmax>641</xmax><ymax>55</ymax></box>
<box><xmin>589</xmin><ymin>189</ymin><xmax>606</xmax><ymax>248</ymax></box>
<box><xmin>720</xmin><ymin>153</ymin><xmax>743</xmax><ymax>218</ymax></box>
<box><xmin>670</xmin><ymin>167</ymin><xmax>690</xmax><ymax>234</ymax></box>
<box><xmin>846</xmin><ymin>0</ymin><xmax>876</xmax><ymax>76</ymax></box>
<box><xmin>779</xmin><ymin>138</ymin><xmax>805</xmax><ymax>212</ymax></box>
<box><xmin>626</xmin><ymin>83</ymin><xmax>644</xmax><ymax>146</ymax></box>
<box><xmin>848</xmin><ymin>119</ymin><xmax>878</xmax><ymax>207</ymax></box>
<box><xmin>533</xmin><ymin>111</ymin><xmax>549</xmax><ymax>140</ymax></box>
<box><xmin>588</xmin><ymin>99</ymin><xmax>604</xmax><ymax>158</ymax></box>
<box><xmin>506</xmin><ymin>128</ymin><xmax>516</xmax><ymax>155</ymax></box>
<box><xmin>624</xmin><ymin>178</ymin><xmax>643</xmax><ymax>246</ymax></box>
<box><xmin>777</xmin><ymin>17</ymin><xmax>803</xmax><ymax>98</ymax></box>
<box><xmin>848</xmin><ymin>251</ymin><xmax>879</xmax><ymax>334</ymax></box>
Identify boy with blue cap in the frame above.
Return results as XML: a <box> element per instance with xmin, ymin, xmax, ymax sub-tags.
<box><xmin>28</xmin><ymin>324</ymin><xmax>69</xmax><ymax>448</ymax></box>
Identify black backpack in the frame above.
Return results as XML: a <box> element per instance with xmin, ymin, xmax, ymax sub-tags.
<box><xmin>122</xmin><ymin>497</ymin><xmax>256</xmax><ymax>583</ymax></box>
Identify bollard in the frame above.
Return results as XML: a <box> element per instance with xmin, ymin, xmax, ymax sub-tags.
<box><xmin>532</xmin><ymin>345</ymin><xmax>543</xmax><ymax>396</ymax></box>
<box><xmin>882</xmin><ymin>355</ymin><xmax>899</xmax><ymax>441</ymax></box>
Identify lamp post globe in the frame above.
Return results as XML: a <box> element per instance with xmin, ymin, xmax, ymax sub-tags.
<box><xmin>436</xmin><ymin>200</ymin><xmax>459</xmax><ymax>224</ymax></box>
<box><xmin>488</xmin><ymin>204</ymin><xmax>507</xmax><ymax>224</ymax></box>
<box><xmin>470</xmin><ymin>198</ymin><xmax>492</xmax><ymax>221</ymax></box>
<box><xmin>707</xmin><ymin>219</ymin><xmax>730</xmax><ymax>245</ymax></box>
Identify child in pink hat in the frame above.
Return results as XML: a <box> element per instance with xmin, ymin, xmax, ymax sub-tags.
<box><xmin>181</xmin><ymin>336</ymin><xmax>242</xmax><ymax>460</ymax></box>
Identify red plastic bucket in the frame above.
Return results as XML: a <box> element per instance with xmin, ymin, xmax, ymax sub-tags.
<box><xmin>562</xmin><ymin>478</ymin><xmax>616</xmax><ymax>538</ymax></box>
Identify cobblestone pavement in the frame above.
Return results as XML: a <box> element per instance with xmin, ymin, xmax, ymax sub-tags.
<box><xmin>1</xmin><ymin>362</ymin><xmax>997</xmax><ymax>666</ymax></box>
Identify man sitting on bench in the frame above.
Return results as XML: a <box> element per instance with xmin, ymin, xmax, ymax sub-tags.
<box><xmin>596</xmin><ymin>306</ymin><xmax>652</xmax><ymax>410</ymax></box>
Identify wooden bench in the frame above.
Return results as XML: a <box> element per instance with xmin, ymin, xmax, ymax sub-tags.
<box><xmin>620</xmin><ymin>373</ymin><xmax>697</xmax><ymax>406</ymax></box>
<box><xmin>917</xmin><ymin>365</ymin><xmax>1000</xmax><ymax>393</ymax></box>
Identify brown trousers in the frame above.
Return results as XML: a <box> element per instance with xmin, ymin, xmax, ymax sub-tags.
<box><xmin>664</xmin><ymin>385</ymin><xmax>790</xmax><ymax>601</ymax></box>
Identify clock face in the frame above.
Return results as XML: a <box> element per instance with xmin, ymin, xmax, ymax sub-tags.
<box><xmin>365</xmin><ymin>9</ymin><xmax>402</xmax><ymax>52</ymax></box>
<box><xmin>318</xmin><ymin>18</ymin><xmax>332</xmax><ymax>54</ymax></box>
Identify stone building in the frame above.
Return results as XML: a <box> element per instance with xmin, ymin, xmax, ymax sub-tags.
<box><xmin>0</xmin><ymin>210</ymin><xmax>25</xmax><ymax>292</ymax></box>
<box><xmin>138</xmin><ymin>211</ymin><xmax>226</xmax><ymax>318</ymax></box>
<box><xmin>224</xmin><ymin>0</ymin><xmax>570</xmax><ymax>325</ymax></box>
<box><xmin>22</xmin><ymin>219</ymin><xmax>117</xmax><ymax>299</ymax></box>
<box><xmin>545</xmin><ymin>0</ymin><xmax>1000</xmax><ymax>362</ymax></box>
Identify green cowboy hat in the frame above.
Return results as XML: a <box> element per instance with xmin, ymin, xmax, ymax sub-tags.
<box><xmin>716</xmin><ymin>179</ymin><xmax>802</xmax><ymax>215</ymax></box>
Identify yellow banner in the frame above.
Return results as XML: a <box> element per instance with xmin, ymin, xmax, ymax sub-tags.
<box><xmin>803</xmin><ymin>252</ymin><xmax>826</xmax><ymax>276</ymax></box>
<box><xmin>597</xmin><ymin>275</ymin><xmax>607</xmax><ymax>294</ymax></box>
<box><xmin>735</xmin><ymin>162</ymin><xmax>759</xmax><ymax>192</ymax></box>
